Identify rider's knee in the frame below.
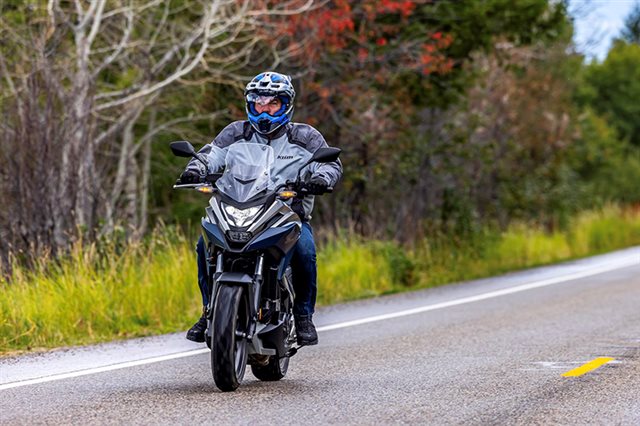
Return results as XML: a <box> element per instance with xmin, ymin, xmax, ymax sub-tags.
<box><xmin>295</xmin><ymin>239</ymin><xmax>317</xmax><ymax>263</ymax></box>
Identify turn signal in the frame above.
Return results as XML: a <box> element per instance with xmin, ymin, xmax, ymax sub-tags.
<box><xmin>277</xmin><ymin>190</ymin><xmax>297</xmax><ymax>200</ymax></box>
<box><xmin>196</xmin><ymin>186</ymin><xmax>214</xmax><ymax>194</ymax></box>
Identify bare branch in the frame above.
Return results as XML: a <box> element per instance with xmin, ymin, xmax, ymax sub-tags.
<box><xmin>47</xmin><ymin>0</ymin><xmax>73</xmax><ymax>32</ymax></box>
<box><xmin>0</xmin><ymin>52</ymin><xmax>17</xmax><ymax>98</ymax></box>
<box><xmin>93</xmin><ymin>98</ymin><xmax>152</xmax><ymax>146</ymax></box>
<box><xmin>85</xmin><ymin>0</ymin><xmax>107</xmax><ymax>52</ymax></box>
<box><xmin>93</xmin><ymin>6</ymin><xmax>134</xmax><ymax>76</ymax></box>
<box><xmin>95</xmin><ymin>1</ymin><xmax>228</xmax><ymax>111</ymax></box>
<box><xmin>74</xmin><ymin>0</ymin><xmax>85</xmax><ymax>21</ymax></box>
<box><xmin>150</xmin><ymin>19</ymin><xmax>206</xmax><ymax>75</ymax></box>
<box><xmin>246</xmin><ymin>0</ymin><xmax>322</xmax><ymax>16</ymax></box>
<box><xmin>95</xmin><ymin>84</ymin><xmax>144</xmax><ymax>101</ymax></box>
<box><xmin>131</xmin><ymin>111</ymin><xmax>225</xmax><ymax>156</ymax></box>
<box><xmin>147</xmin><ymin>1</ymin><xmax>171</xmax><ymax>52</ymax></box>
<box><xmin>101</xmin><ymin>0</ymin><xmax>163</xmax><ymax>20</ymax></box>
<box><xmin>47</xmin><ymin>0</ymin><xmax>56</xmax><ymax>27</ymax></box>
<box><xmin>76</xmin><ymin>0</ymin><xmax>104</xmax><ymax>31</ymax></box>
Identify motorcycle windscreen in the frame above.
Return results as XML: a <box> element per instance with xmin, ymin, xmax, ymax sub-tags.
<box><xmin>216</xmin><ymin>143</ymin><xmax>275</xmax><ymax>203</ymax></box>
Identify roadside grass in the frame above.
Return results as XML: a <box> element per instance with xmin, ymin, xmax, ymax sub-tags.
<box><xmin>0</xmin><ymin>228</ymin><xmax>201</xmax><ymax>353</ymax></box>
<box><xmin>317</xmin><ymin>204</ymin><xmax>640</xmax><ymax>300</ymax></box>
<box><xmin>2</xmin><ymin>205</ymin><xmax>639</xmax><ymax>354</ymax></box>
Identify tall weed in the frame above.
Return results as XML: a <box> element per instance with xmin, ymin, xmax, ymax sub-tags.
<box><xmin>0</xmin><ymin>230</ymin><xmax>200</xmax><ymax>353</ymax></box>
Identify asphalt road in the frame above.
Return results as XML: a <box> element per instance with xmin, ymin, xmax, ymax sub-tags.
<box><xmin>2</xmin><ymin>247</ymin><xmax>639</xmax><ymax>425</ymax></box>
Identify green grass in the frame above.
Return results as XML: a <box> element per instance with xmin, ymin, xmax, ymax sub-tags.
<box><xmin>318</xmin><ymin>204</ymin><xmax>640</xmax><ymax>299</ymax></box>
<box><xmin>2</xmin><ymin>205</ymin><xmax>640</xmax><ymax>354</ymax></box>
<box><xmin>0</xmin><ymin>228</ymin><xmax>201</xmax><ymax>353</ymax></box>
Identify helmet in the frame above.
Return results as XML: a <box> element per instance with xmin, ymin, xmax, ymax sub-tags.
<box><xmin>245</xmin><ymin>71</ymin><xmax>295</xmax><ymax>135</ymax></box>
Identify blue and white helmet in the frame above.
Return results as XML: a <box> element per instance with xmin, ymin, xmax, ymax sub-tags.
<box><xmin>245</xmin><ymin>71</ymin><xmax>296</xmax><ymax>135</ymax></box>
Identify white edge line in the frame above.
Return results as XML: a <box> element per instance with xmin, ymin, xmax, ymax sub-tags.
<box><xmin>0</xmin><ymin>349</ymin><xmax>209</xmax><ymax>391</ymax></box>
<box><xmin>1</xmin><ymin>254</ymin><xmax>638</xmax><ymax>391</ymax></box>
<box><xmin>317</xmin><ymin>255</ymin><xmax>639</xmax><ymax>332</ymax></box>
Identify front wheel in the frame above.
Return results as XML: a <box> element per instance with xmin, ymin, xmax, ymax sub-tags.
<box><xmin>211</xmin><ymin>285</ymin><xmax>249</xmax><ymax>391</ymax></box>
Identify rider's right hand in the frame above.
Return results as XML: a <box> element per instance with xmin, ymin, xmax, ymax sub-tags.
<box><xmin>300</xmin><ymin>176</ymin><xmax>330</xmax><ymax>195</ymax></box>
<box><xmin>179</xmin><ymin>170</ymin><xmax>203</xmax><ymax>184</ymax></box>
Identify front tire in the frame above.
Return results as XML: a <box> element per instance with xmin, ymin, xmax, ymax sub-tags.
<box><xmin>211</xmin><ymin>285</ymin><xmax>248</xmax><ymax>392</ymax></box>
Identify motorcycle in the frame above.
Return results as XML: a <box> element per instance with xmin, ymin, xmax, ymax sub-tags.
<box><xmin>171</xmin><ymin>140</ymin><xmax>340</xmax><ymax>391</ymax></box>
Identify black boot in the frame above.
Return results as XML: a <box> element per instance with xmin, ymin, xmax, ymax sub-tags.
<box><xmin>295</xmin><ymin>315</ymin><xmax>318</xmax><ymax>346</ymax></box>
<box><xmin>186</xmin><ymin>309</ymin><xmax>207</xmax><ymax>343</ymax></box>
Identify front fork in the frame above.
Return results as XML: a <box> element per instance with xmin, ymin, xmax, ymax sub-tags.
<box><xmin>206</xmin><ymin>251</ymin><xmax>265</xmax><ymax>341</ymax></box>
<box><xmin>206</xmin><ymin>251</ymin><xmax>224</xmax><ymax>319</ymax></box>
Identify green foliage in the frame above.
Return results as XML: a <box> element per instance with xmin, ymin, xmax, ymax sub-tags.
<box><xmin>621</xmin><ymin>3</ymin><xmax>640</xmax><ymax>44</ymax></box>
<box><xmin>569</xmin><ymin>110</ymin><xmax>640</xmax><ymax>205</ymax></box>
<box><xmin>403</xmin><ymin>0</ymin><xmax>571</xmax><ymax>107</ymax></box>
<box><xmin>582</xmin><ymin>41</ymin><xmax>640</xmax><ymax>146</ymax></box>
<box><xmin>424</xmin><ymin>0</ymin><xmax>571</xmax><ymax>57</ymax></box>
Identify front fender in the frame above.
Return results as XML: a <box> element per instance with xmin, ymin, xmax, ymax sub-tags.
<box><xmin>216</xmin><ymin>272</ymin><xmax>253</xmax><ymax>286</ymax></box>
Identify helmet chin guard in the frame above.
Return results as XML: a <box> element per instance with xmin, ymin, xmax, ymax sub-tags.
<box><xmin>245</xmin><ymin>72</ymin><xmax>296</xmax><ymax>135</ymax></box>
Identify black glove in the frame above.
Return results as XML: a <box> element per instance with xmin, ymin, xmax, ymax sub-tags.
<box><xmin>179</xmin><ymin>170</ymin><xmax>202</xmax><ymax>184</ymax></box>
<box><xmin>303</xmin><ymin>176</ymin><xmax>330</xmax><ymax>195</ymax></box>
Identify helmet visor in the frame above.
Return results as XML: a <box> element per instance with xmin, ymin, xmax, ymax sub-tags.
<box><xmin>246</xmin><ymin>93</ymin><xmax>279</xmax><ymax>106</ymax></box>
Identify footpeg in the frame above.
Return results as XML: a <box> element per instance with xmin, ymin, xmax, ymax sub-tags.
<box><xmin>284</xmin><ymin>345</ymin><xmax>305</xmax><ymax>358</ymax></box>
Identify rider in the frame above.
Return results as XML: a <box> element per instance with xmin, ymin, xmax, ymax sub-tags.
<box><xmin>179</xmin><ymin>71</ymin><xmax>342</xmax><ymax>346</ymax></box>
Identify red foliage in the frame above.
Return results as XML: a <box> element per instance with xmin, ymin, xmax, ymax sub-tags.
<box><xmin>262</xmin><ymin>1</ymin><xmax>455</xmax><ymax>77</ymax></box>
<box><xmin>380</xmin><ymin>0</ymin><xmax>416</xmax><ymax>17</ymax></box>
<box><xmin>417</xmin><ymin>31</ymin><xmax>454</xmax><ymax>75</ymax></box>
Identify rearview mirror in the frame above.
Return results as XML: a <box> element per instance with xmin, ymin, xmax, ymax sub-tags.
<box><xmin>295</xmin><ymin>147</ymin><xmax>342</xmax><ymax>182</ymax></box>
<box><xmin>170</xmin><ymin>141</ymin><xmax>196</xmax><ymax>158</ymax></box>
<box><xmin>310</xmin><ymin>147</ymin><xmax>341</xmax><ymax>164</ymax></box>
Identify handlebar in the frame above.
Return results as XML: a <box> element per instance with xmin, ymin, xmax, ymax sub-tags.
<box><xmin>174</xmin><ymin>179</ymin><xmax>333</xmax><ymax>196</ymax></box>
<box><xmin>172</xmin><ymin>182</ymin><xmax>215</xmax><ymax>191</ymax></box>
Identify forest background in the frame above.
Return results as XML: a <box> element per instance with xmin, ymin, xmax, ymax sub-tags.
<box><xmin>2</xmin><ymin>0</ymin><xmax>640</xmax><ymax>351</ymax></box>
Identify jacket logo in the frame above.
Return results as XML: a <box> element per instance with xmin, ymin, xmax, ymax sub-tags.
<box><xmin>277</xmin><ymin>155</ymin><xmax>294</xmax><ymax>160</ymax></box>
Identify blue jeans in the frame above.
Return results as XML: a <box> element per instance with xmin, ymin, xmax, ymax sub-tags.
<box><xmin>196</xmin><ymin>222</ymin><xmax>317</xmax><ymax>317</ymax></box>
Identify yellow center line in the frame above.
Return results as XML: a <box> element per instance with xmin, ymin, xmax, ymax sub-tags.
<box><xmin>561</xmin><ymin>357</ymin><xmax>615</xmax><ymax>377</ymax></box>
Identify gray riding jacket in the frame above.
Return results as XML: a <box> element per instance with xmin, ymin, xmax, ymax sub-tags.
<box><xmin>184</xmin><ymin>121</ymin><xmax>342</xmax><ymax>221</ymax></box>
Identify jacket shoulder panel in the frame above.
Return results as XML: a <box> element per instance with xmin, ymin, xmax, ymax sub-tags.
<box><xmin>212</xmin><ymin>121</ymin><xmax>249</xmax><ymax>148</ymax></box>
<box><xmin>286</xmin><ymin>123</ymin><xmax>328</xmax><ymax>152</ymax></box>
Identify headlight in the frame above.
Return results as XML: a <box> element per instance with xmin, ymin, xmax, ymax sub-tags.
<box><xmin>223</xmin><ymin>204</ymin><xmax>262</xmax><ymax>227</ymax></box>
